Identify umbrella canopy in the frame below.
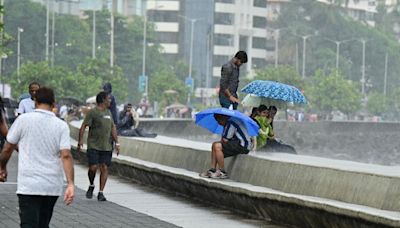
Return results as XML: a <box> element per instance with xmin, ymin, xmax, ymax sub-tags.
<box><xmin>241</xmin><ymin>80</ymin><xmax>307</xmax><ymax>105</ymax></box>
<box><xmin>195</xmin><ymin>108</ymin><xmax>259</xmax><ymax>136</ymax></box>
<box><xmin>242</xmin><ymin>94</ymin><xmax>296</xmax><ymax>108</ymax></box>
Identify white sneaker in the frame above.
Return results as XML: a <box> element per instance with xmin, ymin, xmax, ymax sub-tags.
<box><xmin>211</xmin><ymin>169</ymin><xmax>228</xmax><ymax>179</ymax></box>
<box><xmin>199</xmin><ymin>169</ymin><xmax>216</xmax><ymax>178</ymax></box>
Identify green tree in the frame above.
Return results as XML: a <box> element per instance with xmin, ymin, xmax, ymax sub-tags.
<box><xmin>251</xmin><ymin>65</ymin><xmax>305</xmax><ymax>90</ymax></box>
<box><xmin>307</xmin><ymin>69</ymin><xmax>361</xmax><ymax>117</ymax></box>
<box><xmin>148</xmin><ymin>67</ymin><xmax>188</xmax><ymax>113</ymax></box>
<box><xmin>76</xmin><ymin>58</ymin><xmax>128</xmax><ymax>102</ymax></box>
<box><xmin>366</xmin><ymin>92</ymin><xmax>387</xmax><ymax>116</ymax></box>
<box><xmin>275</xmin><ymin>0</ymin><xmax>400</xmax><ymax>99</ymax></box>
<box><xmin>9</xmin><ymin>61</ymin><xmax>100</xmax><ymax>100</ymax></box>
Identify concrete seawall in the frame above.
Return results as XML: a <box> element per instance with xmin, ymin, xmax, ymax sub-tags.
<box><xmin>69</xmin><ymin>120</ymin><xmax>400</xmax><ymax>227</ymax></box>
<box><xmin>139</xmin><ymin>119</ymin><xmax>400</xmax><ymax>165</ymax></box>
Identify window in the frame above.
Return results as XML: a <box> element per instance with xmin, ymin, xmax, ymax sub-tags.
<box><xmin>214</xmin><ymin>34</ymin><xmax>234</xmax><ymax>46</ymax></box>
<box><xmin>215</xmin><ymin>12</ymin><xmax>234</xmax><ymax>25</ymax></box>
<box><xmin>215</xmin><ymin>0</ymin><xmax>235</xmax><ymax>3</ymax></box>
<box><xmin>253</xmin><ymin>0</ymin><xmax>266</xmax><ymax>8</ymax></box>
<box><xmin>156</xmin><ymin>32</ymin><xmax>179</xmax><ymax>43</ymax></box>
<box><xmin>253</xmin><ymin>16</ymin><xmax>266</xmax><ymax>28</ymax></box>
<box><xmin>149</xmin><ymin>10</ymin><xmax>178</xmax><ymax>22</ymax></box>
<box><xmin>252</xmin><ymin>37</ymin><xmax>266</xmax><ymax>49</ymax></box>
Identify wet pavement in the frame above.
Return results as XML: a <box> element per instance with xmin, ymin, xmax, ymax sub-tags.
<box><xmin>0</xmin><ymin>153</ymin><xmax>284</xmax><ymax>228</ymax></box>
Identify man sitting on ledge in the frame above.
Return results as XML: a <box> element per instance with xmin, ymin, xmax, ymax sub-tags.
<box><xmin>200</xmin><ymin>114</ymin><xmax>254</xmax><ymax>179</ymax></box>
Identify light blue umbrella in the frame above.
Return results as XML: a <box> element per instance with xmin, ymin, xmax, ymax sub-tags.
<box><xmin>195</xmin><ymin>108</ymin><xmax>259</xmax><ymax>136</ymax></box>
<box><xmin>241</xmin><ymin>80</ymin><xmax>307</xmax><ymax>105</ymax></box>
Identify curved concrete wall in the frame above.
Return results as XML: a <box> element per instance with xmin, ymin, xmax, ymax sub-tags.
<box><xmin>69</xmin><ymin>120</ymin><xmax>400</xmax><ymax>227</ymax></box>
<box><xmin>139</xmin><ymin>119</ymin><xmax>400</xmax><ymax>165</ymax></box>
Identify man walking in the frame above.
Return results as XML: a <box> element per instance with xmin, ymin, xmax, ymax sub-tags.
<box><xmin>17</xmin><ymin>82</ymin><xmax>40</xmax><ymax>115</ymax></box>
<box><xmin>200</xmin><ymin>114</ymin><xmax>254</xmax><ymax>179</ymax></box>
<box><xmin>219</xmin><ymin>51</ymin><xmax>247</xmax><ymax>110</ymax></box>
<box><xmin>0</xmin><ymin>87</ymin><xmax>75</xmax><ymax>228</ymax></box>
<box><xmin>78</xmin><ymin>91</ymin><xmax>120</xmax><ymax>202</ymax></box>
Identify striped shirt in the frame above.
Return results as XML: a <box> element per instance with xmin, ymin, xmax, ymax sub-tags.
<box><xmin>222</xmin><ymin>118</ymin><xmax>253</xmax><ymax>151</ymax></box>
<box><xmin>7</xmin><ymin>109</ymin><xmax>71</xmax><ymax>196</ymax></box>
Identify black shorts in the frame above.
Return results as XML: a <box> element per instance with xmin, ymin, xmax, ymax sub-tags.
<box><xmin>221</xmin><ymin>140</ymin><xmax>249</xmax><ymax>158</ymax></box>
<box><xmin>87</xmin><ymin>149</ymin><xmax>112</xmax><ymax>166</ymax></box>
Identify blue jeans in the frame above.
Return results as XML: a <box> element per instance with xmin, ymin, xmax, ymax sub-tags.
<box><xmin>219</xmin><ymin>95</ymin><xmax>238</xmax><ymax>110</ymax></box>
<box><xmin>18</xmin><ymin>194</ymin><xmax>58</xmax><ymax>228</ymax></box>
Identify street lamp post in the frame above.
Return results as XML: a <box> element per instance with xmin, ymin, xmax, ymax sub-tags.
<box><xmin>92</xmin><ymin>10</ymin><xmax>96</xmax><ymax>59</ymax></box>
<box><xmin>360</xmin><ymin>39</ymin><xmax>368</xmax><ymax>95</ymax></box>
<box><xmin>51</xmin><ymin>0</ymin><xmax>55</xmax><ymax>67</ymax></box>
<box><xmin>141</xmin><ymin>5</ymin><xmax>163</xmax><ymax>96</ymax></box>
<box><xmin>110</xmin><ymin>6</ymin><xmax>114</xmax><ymax>69</ymax></box>
<box><xmin>178</xmin><ymin>15</ymin><xmax>203</xmax><ymax>104</ymax></box>
<box><xmin>17</xmin><ymin>27</ymin><xmax>24</xmax><ymax>78</ymax></box>
<box><xmin>142</xmin><ymin>15</ymin><xmax>147</xmax><ymax>95</ymax></box>
<box><xmin>46</xmin><ymin>0</ymin><xmax>50</xmax><ymax>61</ymax></box>
<box><xmin>266</xmin><ymin>27</ymin><xmax>286</xmax><ymax>68</ymax></box>
<box><xmin>300</xmin><ymin>33</ymin><xmax>316</xmax><ymax>79</ymax></box>
<box><xmin>324</xmin><ymin>38</ymin><xmax>354</xmax><ymax>71</ymax></box>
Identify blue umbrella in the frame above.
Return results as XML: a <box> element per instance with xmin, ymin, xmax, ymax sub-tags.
<box><xmin>195</xmin><ymin>108</ymin><xmax>259</xmax><ymax>136</ymax></box>
<box><xmin>241</xmin><ymin>80</ymin><xmax>307</xmax><ymax>105</ymax></box>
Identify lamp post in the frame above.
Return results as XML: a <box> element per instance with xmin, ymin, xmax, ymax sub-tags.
<box><xmin>178</xmin><ymin>15</ymin><xmax>204</xmax><ymax>104</ymax></box>
<box><xmin>17</xmin><ymin>27</ymin><xmax>24</xmax><ymax>78</ymax></box>
<box><xmin>141</xmin><ymin>4</ymin><xmax>164</xmax><ymax>96</ymax></box>
<box><xmin>266</xmin><ymin>27</ymin><xmax>287</xmax><ymax>68</ymax></box>
<box><xmin>142</xmin><ymin>15</ymin><xmax>147</xmax><ymax>95</ymax></box>
<box><xmin>92</xmin><ymin>9</ymin><xmax>96</xmax><ymax>59</ymax></box>
<box><xmin>295</xmin><ymin>32</ymin><xmax>318</xmax><ymax>79</ymax></box>
<box><xmin>358</xmin><ymin>39</ymin><xmax>370</xmax><ymax>95</ymax></box>
<box><xmin>324</xmin><ymin>38</ymin><xmax>354</xmax><ymax>70</ymax></box>
<box><xmin>110</xmin><ymin>5</ymin><xmax>114</xmax><ymax>69</ymax></box>
<box><xmin>46</xmin><ymin>0</ymin><xmax>50</xmax><ymax>61</ymax></box>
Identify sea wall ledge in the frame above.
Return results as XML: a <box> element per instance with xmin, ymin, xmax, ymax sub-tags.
<box><xmin>69</xmin><ymin>120</ymin><xmax>400</xmax><ymax>227</ymax></box>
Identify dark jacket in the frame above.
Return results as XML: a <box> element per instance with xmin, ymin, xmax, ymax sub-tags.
<box><xmin>219</xmin><ymin>59</ymin><xmax>239</xmax><ymax>98</ymax></box>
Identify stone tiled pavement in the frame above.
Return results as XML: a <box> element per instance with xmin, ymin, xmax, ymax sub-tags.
<box><xmin>0</xmin><ymin>154</ymin><xmax>178</xmax><ymax>228</ymax></box>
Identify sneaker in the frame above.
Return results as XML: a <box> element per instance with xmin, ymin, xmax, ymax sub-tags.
<box><xmin>97</xmin><ymin>192</ymin><xmax>107</xmax><ymax>201</ymax></box>
<box><xmin>211</xmin><ymin>169</ymin><xmax>228</xmax><ymax>179</ymax></box>
<box><xmin>86</xmin><ymin>185</ymin><xmax>94</xmax><ymax>199</ymax></box>
<box><xmin>199</xmin><ymin>168</ymin><xmax>216</xmax><ymax>178</ymax></box>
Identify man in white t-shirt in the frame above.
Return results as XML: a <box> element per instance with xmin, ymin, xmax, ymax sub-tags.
<box><xmin>0</xmin><ymin>87</ymin><xmax>74</xmax><ymax>227</ymax></box>
<box><xmin>17</xmin><ymin>82</ymin><xmax>40</xmax><ymax>115</ymax></box>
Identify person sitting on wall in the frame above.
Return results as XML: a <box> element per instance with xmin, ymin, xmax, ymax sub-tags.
<box><xmin>254</xmin><ymin>105</ymin><xmax>274</xmax><ymax>150</ymax></box>
<box><xmin>259</xmin><ymin>106</ymin><xmax>297</xmax><ymax>154</ymax></box>
<box><xmin>199</xmin><ymin>114</ymin><xmax>255</xmax><ymax>179</ymax></box>
<box><xmin>117</xmin><ymin>103</ymin><xmax>156</xmax><ymax>138</ymax></box>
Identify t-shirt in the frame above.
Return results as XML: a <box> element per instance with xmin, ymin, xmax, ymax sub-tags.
<box><xmin>7</xmin><ymin>109</ymin><xmax>71</xmax><ymax>196</ymax></box>
<box><xmin>83</xmin><ymin>107</ymin><xmax>114</xmax><ymax>151</ymax></box>
<box><xmin>222</xmin><ymin>118</ymin><xmax>253</xmax><ymax>151</ymax></box>
<box><xmin>17</xmin><ymin>98</ymin><xmax>35</xmax><ymax>114</ymax></box>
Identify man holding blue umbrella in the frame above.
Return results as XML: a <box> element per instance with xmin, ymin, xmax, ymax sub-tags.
<box><xmin>219</xmin><ymin>51</ymin><xmax>248</xmax><ymax>110</ymax></box>
<box><xmin>198</xmin><ymin>112</ymin><xmax>255</xmax><ymax>179</ymax></box>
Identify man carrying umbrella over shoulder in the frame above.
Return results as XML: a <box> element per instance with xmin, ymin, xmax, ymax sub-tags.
<box><xmin>200</xmin><ymin>113</ymin><xmax>254</xmax><ymax>179</ymax></box>
<box><xmin>219</xmin><ymin>51</ymin><xmax>248</xmax><ymax>110</ymax></box>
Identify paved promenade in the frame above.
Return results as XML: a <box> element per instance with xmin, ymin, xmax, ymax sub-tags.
<box><xmin>0</xmin><ymin>153</ymin><xmax>281</xmax><ymax>228</ymax></box>
<box><xmin>0</xmin><ymin>154</ymin><xmax>178</xmax><ymax>228</ymax></box>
